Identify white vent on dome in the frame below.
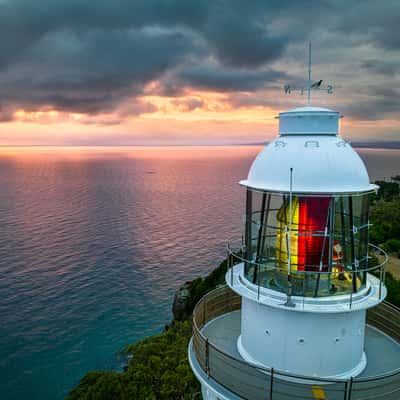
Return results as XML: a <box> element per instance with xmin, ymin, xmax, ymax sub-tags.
<box><xmin>279</xmin><ymin>106</ymin><xmax>340</xmax><ymax>136</ymax></box>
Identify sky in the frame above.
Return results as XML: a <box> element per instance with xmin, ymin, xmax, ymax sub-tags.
<box><xmin>0</xmin><ymin>0</ymin><xmax>399</xmax><ymax>145</ymax></box>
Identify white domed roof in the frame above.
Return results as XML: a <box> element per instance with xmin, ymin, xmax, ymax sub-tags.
<box><xmin>241</xmin><ymin>106</ymin><xmax>376</xmax><ymax>194</ymax></box>
<box><xmin>240</xmin><ymin>136</ymin><xmax>376</xmax><ymax>194</ymax></box>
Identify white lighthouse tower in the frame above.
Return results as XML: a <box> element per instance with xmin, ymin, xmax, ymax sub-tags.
<box><xmin>189</xmin><ymin>48</ymin><xmax>400</xmax><ymax>400</ymax></box>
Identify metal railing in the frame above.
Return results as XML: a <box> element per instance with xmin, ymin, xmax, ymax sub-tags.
<box><xmin>226</xmin><ymin>241</ymin><xmax>388</xmax><ymax>302</ymax></box>
<box><xmin>192</xmin><ymin>285</ymin><xmax>400</xmax><ymax>400</ymax></box>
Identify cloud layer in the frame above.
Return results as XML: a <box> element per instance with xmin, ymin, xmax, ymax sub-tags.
<box><xmin>0</xmin><ymin>0</ymin><xmax>399</xmax><ymax>129</ymax></box>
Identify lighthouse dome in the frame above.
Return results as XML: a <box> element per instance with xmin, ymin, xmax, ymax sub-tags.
<box><xmin>240</xmin><ymin>106</ymin><xmax>376</xmax><ymax>194</ymax></box>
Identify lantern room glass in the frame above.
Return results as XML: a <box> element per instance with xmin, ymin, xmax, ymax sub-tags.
<box><xmin>244</xmin><ymin>189</ymin><xmax>370</xmax><ymax>297</ymax></box>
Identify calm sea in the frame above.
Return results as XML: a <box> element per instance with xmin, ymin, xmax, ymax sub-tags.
<box><xmin>0</xmin><ymin>146</ymin><xmax>398</xmax><ymax>400</ymax></box>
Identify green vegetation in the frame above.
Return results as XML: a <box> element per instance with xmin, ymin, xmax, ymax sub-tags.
<box><xmin>370</xmin><ymin>179</ymin><xmax>400</xmax><ymax>257</ymax></box>
<box><xmin>370</xmin><ymin>178</ymin><xmax>400</xmax><ymax>307</ymax></box>
<box><xmin>385</xmin><ymin>272</ymin><xmax>400</xmax><ymax>307</ymax></box>
<box><xmin>370</xmin><ymin>175</ymin><xmax>400</xmax><ymax>307</ymax></box>
<box><xmin>67</xmin><ymin>179</ymin><xmax>400</xmax><ymax>400</ymax></box>
<box><xmin>372</xmin><ymin>180</ymin><xmax>400</xmax><ymax>202</ymax></box>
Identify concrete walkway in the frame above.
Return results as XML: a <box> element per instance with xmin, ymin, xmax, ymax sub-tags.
<box><xmin>197</xmin><ymin>310</ymin><xmax>400</xmax><ymax>399</ymax></box>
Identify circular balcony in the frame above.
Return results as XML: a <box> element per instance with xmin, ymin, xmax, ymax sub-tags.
<box><xmin>190</xmin><ymin>285</ymin><xmax>400</xmax><ymax>400</ymax></box>
<box><xmin>227</xmin><ymin>241</ymin><xmax>388</xmax><ymax>300</ymax></box>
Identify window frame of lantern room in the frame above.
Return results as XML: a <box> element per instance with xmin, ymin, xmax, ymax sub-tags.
<box><xmin>243</xmin><ymin>188</ymin><xmax>371</xmax><ymax>298</ymax></box>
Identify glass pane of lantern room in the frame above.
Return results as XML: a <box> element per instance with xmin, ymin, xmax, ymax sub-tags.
<box><xmin>332</xmin><ymin>194</ymin><xmax>369</xmax><ymax>295</ymax></box>
<box><xmin>243</xmin><ymin>190</ymin><xmax>370</xmax><ymax>298</ymax></box>
<box><xmin>354</xmin><ymin>194</ymin><xmax>369</xmax><ymax>287</ymax></box>
<box><xmin>245</xmin><ymin>191</ymin><xmax>334</xmax><ymax>296</ymax></box>
<box><xmin>244</xmin><ymin>189</ymin><xmax>277</xmax><ymax>285</ymax></box>
<box><xmin>332</xmin><ymin>197</ymin><xmax>354</xmax><ymax>295</ymax></box>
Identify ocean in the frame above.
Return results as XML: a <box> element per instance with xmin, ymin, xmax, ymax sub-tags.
<box><xmin>0</xmin><ymin>146</ymin><xmax>398</xmax><ymax>400</ymax></box>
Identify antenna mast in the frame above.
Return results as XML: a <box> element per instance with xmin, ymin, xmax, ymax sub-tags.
<box><xmin>283</xmin><ymin>42</ymin><xmax>333</xmax><ymax>102</ymax></box>
<box><xmin>307</xmin><ymin>41</ymin><xmax>312</xmax><ymax>105</ymax></box>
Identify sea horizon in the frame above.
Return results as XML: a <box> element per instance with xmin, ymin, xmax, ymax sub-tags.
<box><xmin>0</xmin><ymin>140</ymin><xmax>399</xmax><ymax>149</ymax></box>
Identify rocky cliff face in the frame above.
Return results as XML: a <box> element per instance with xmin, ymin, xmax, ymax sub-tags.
<box><xmin>172</xmin><ymin>282</ymin><xmax>191</xmax><ymax>321</ymax></box>
<box><xmin>172</xmin><ymin>257</ymin><xmax>230</xmax><ymax>321</ymax></box>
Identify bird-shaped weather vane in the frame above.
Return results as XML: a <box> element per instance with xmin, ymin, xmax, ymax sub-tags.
<box><xmin>284</xmin><ymin>42</ymin><xmax>333</xmax><ymax>104</ymax></box>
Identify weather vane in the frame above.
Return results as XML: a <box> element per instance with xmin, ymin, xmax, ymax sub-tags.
<box><xmin>284</xmin><ymin>42</ymin><xmax>333</xmax><ymax>104</ymax></box>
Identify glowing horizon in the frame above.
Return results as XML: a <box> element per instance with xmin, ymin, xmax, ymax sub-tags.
<box><xmin>1</xmin><ymin>90</ymin><xmax>399</xmax><ymax>146</ymax></box>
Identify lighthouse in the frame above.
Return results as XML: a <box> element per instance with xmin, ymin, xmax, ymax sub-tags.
<box><xmin>232</xmin><ymin>105</ymin><xmax>379</xmax><ymax>379</ymax></box>
<box><xmin>189</xmin><ymin>50</ymin><xmax>400</xmax><ymax>400</ymax></box>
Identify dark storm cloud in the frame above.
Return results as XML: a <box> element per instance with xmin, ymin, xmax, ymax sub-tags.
<box><xmin>372</xmin><ymin>16</ymin><xmax>400</xmax><ymax>50</ymax></box>
<box><xmin>335</xmin><ymin>1</ymin><xmax>400</xmax><ymax>51</ymax></box>
<box><xmin>344</xmin><ymin>86</ymin><xmax>400</xmax><ymax>120</ymax></box>
<box><xmin>0</xmin><ymin>0</ymin><xmax>209</xmax><ymax>67</ymax></box>
<box><xmin>361</xmin><ymin>60</ymin><xmax>398</xmax><ymax>77</ymax></box>
<box><xmin>176</xmin><ymin>64</ymin><xmax>289</xmax><ymax>92</ymax></box>
<box><xmin>0</xmin><ymin>0</ymin><xmax>398</xmax><ymax>121</ymax></box>
<box><xmin>0</xmin><ymin>27</ymin><xmax>196</xmax><ymax>114</ymax></box>
<box><xmin>0</xmin><ymin>0</ymin><xmax>210</xmax><ymax>116</ymax></box>
<box><xmin>200</xmin><ymin>2</ymin><xmax>287</xmax><ymax>67</ymax></box>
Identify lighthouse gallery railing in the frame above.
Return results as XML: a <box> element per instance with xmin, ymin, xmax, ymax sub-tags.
<box><xmin>192</xmin><ymin>285</ymin><xmax>400</xmax><ymax>400</ymax></box>
<box><xmin>227</xmin><ymin>241</ymin><xmax>388</xmax><ymax>306</ymax></box>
